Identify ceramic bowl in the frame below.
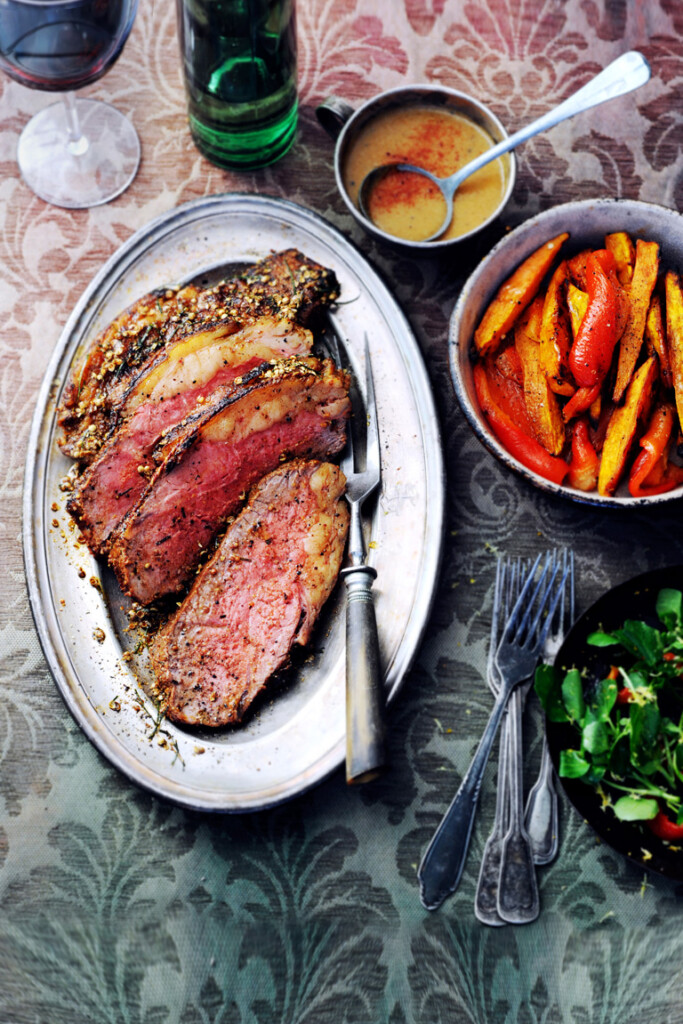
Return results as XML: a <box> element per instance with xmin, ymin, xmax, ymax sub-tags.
<box><xmin>449</xmin><ymin>198</ymin><xmax>683</xmax><ymax>506</ymax></box>
<box><xmin>316</xmin><ymin>84</ymin><xmax>515</xmax><ymax>252</ymax></box>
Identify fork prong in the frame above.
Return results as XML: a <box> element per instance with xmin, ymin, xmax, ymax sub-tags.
<box><xmin>487</xmin><ymin>558</ymin><xmax>506</xmax><ymax>684</ymax></box>
<box><xmin>527</xmin><ymin>558</ymin><xmax>562</xmax><ymax>643</ymax></box>
<box><xmin>537</xmin><ymin>565</ymin><xmax>571</xmax><ymax>649</ymax></box>
<box><xmin>363</xmin><ymin>335</ymin><xmax>381</xmax><ymax>479</ymax></box>
<box><xmin>502</xmin><ymin>553</ymin><xmax>543</xmax><ymax>644</ymax></box>
<box><xmin>324</xmin><ymin>310</ymin><xmax>345</xmax><ymax>366</ymax></box>
<box><xmin>547</xmin><ymin>548</ymin><xmax>574</xmax><ymax>648</ymax></box>
<box><xmin>556</xmin><ymin>549</ymin><xmax>571</xmax><ymax>639</ymax></box>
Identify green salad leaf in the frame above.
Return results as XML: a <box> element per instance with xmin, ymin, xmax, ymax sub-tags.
<box><xmin>656</xmin><ymin>588</ymin><xmax>682</xmax><ymax>630</ymax></box>
<box><xmin>535</xmin><ymin>587</ymin><xmax>683</xmax><ymax>830</ymax></box>
<box><xmin>613</xmin><ymin>795</ymin><xmax>659</xmax><ymax>822</ymax></box>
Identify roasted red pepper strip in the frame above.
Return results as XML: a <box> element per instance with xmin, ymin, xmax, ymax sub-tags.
<box><xmin>473</xmin><ymin>363</ymin><xmax>569</xmax><ymax>485</ymax></box>
<box><xmin>568</xmin><ymin>250</ymin><xmax>619</xmax><ymax>388</ymax></box>
<box><xmin>628</xmin><ymin>402</ymin><xmax>683</xmax><ymax>497</ymax></box>
<box><xmin>562</xmin><ymin>383</ymin><xmax>601</xmax><ymax>422</ymax></box>
<box><xmin>568</xmin><ymin>418</ymin><xmax>599</xmax><ymax>491</ymax></box>
<box><xmin>647</xmin><ymin>811</ymin><xmax>683</xmax><ymax>841</ymax></box>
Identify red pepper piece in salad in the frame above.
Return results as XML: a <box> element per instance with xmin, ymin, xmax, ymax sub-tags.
<box><xmin>647</xmin><ymin>810</ymin><xmax>683</xmax><ymax>842</ymax></box>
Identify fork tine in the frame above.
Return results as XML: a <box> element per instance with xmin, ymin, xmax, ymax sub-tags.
<box><xmin>502</xmin><ymin>553</ymin><xmax>543</xmax><ymax>643</ymax></box>
<box><xmin>504</xmin><ymin>558</ymin><xmax>515</xmax><ymax>620</ymax></box>
<box><xmin>363</xmin><ymin>335</ymin><xmax>380</xmax><ymax>478</ymax></box>
<box><xmin>502</xmin><ymin>552</ymin><xmax>570</xmax><ymax>659</ymax></box>
<box><xmin>527</xmin><ymin>558</ymin><xmax>562</xmax><ymax>641</ymax></box>
<box><xmin>556</xmin><ymin>549</ymin><xmax>571</xmax><ymax>639</ymax></box>
<box><xmin>537</xmin><ymin>564</ymin><xmax>571</xmax><ymax>649</ymax></box>
<box><xmin>547</xmin><ymin>548</ymin><xmax>574</xmax><ymax>646</ymax></box>
<box><xmin>324</xmin><ymin>310</ymin><xmax>344</xmax><ymax>367</ymax></box>
<box><xmin>487</xmin><ymin>558</ymin><xmax>506</xmax><ymax>682</ymax></box>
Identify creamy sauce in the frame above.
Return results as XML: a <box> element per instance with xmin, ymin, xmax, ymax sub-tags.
<box><xmin>343</xmin><ymin>105</ymin><xmax>509</xmax><ymax>242</ymax></box>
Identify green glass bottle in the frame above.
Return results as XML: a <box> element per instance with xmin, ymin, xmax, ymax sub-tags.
<box><xmin>176</xmin><ymin>0</ymin><xmax>297</xmax><ymax>170</ymax></box>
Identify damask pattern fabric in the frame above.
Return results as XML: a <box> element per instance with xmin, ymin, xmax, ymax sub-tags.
<box><xmin>1</xmin><ymin>1</ymin><xmax>683</xmax><ymax>1021</ymax></box>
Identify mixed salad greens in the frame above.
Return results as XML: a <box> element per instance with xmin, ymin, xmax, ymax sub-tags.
<box><xmin>535</xmin><ymin>586</ymin><xmax>683</xmax><ymax>841</ymax></box>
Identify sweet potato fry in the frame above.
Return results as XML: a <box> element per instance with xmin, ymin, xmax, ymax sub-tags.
<box><xmin>613</xmin><ymin>239</ymin><xmax>660</xmax><ymax>402</ymax></box>
<box><xmin>605</xmin><ymin>232</ymin><xmax>636</xmax><ymax>286</ymax></box>
<box><xmin>665</xmin><ymin>270</ymin><xmax>683</xmax><ymax>432</ymax></box>
<box><xmin>566</xmin><ymin>283</ymin><xmax>588</xmax><ymax>338</ymax></box>
<box><xmin>515</xmin><ymin>297</ymin><xmax>566</xmax><ymax>455</ymax></box>
<box><xmin>645</xmin><ymin>292</ymin><xmax>672</xmax><ymax>389</ymax></box>
<box><xmin>598</xmin><ymin>356</ymin><xmax>657</xmax><ymax>496</ymax></box>
<box><xmin>539</xmin><ymin>260</ymin><xmax>574</xmax><ymax>396</ymax></box>
<box><xmin>474</xmin><ymin>232</ymin><xmax>569</xmax><ymax>355</ymax></box>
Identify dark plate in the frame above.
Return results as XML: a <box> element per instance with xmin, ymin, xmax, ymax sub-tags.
<box><xmin>548</xmin><ymin>566</ymin><xmax>683</xmax><ymax>880</ymax></box>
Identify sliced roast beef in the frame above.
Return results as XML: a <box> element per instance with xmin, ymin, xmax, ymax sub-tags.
<box><xmin>107</xmin><ymin>357</ymin><xmax>350</xmax><ymax>604</ymax></box>
<box><xmin>150</xmin><ymin>459</ymin><xmax>349</xmax><ymax>727</ymax></box>
<box><xmin>66</xmin><ymin>317</ymin><xmax>313</xmax><ymax>553</ymax></box>
<box><xmin>58</xmin><ymin>250</ymin><xmax>340</xmax><ymax>463</ymax></box>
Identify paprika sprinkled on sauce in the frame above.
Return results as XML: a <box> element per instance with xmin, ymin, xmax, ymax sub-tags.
<box><xmin>343</xmin><ymin>105</ymin><xmax>509</xmax><ymax>242</ymax></box>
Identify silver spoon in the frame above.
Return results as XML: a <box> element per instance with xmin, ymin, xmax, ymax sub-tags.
<box><xmin>358</xmin><ymin>50</ymin><xmax>650</xmax><ymax>243</ymax></box>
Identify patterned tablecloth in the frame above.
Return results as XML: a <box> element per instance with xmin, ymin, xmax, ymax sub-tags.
<box><xmin>2</xmin><ymin>1</ymin><xmax>683</xmax><ymax>1021</ymax></box>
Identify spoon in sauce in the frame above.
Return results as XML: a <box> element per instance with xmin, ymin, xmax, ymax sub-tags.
<box><xmin>358</xmin><ymin>51</ymin><xmax>651</xmax><ymax>243</ymax></box>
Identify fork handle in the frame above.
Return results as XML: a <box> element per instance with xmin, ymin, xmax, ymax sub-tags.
<box><xmin>418</xmin><ymin>683</ymin><xmax>510</xmax><ymax>910</ymax></box>
<box><xmin>524</xmin><ymin>736</ymin><xmax>559</xmax><ymax>865</ymax></box>
<box><xmin>343</xmin><ymin>565</ymin><xmax>386</xmax><ymax>784</ymax></box>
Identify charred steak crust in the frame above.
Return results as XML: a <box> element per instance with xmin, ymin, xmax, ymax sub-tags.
<box><xmin>58</xmin><ymin>250</ymin><xmax>340</xmax><ymax>463</ymax></box>
<box><xmin>57</xmin><ymin>283</ymin><xmax>207</xmax><ymax>463</ymax></box>
<box><xmin>150</xmin><ymin>459</ymin><xmax>349</xmax><ymax>727</ymax></box>
<box><xmin>107</xmin><ymin>357</ymin><xmax>350</xmax><ymax>605</ymax></box>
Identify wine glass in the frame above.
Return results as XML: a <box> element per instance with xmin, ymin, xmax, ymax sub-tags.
<box><xmin>0</xmin><ymin>0</ymin><xmax>140</xmax><ymax>208</ymax></box>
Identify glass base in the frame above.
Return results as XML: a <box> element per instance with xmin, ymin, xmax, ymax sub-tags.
<box><xmin>17</xmin><ymin>97</ymin><xmax>140</xmax><ymax>209</ymax></box>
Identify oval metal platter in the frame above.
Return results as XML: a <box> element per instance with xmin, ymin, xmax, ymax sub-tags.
<box><xmin>23</xmin><ymin>193</ymin><xmax>445</xmax><ymax>812</ymax></box>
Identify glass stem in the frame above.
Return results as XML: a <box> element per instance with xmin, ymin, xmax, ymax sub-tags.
<box><xmin>63</xmin><ymin>92</ymin><xmax>89</xmax><ymax>156</ymax></box>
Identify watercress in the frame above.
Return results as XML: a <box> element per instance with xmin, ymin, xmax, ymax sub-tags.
<box><xmin>534</xmin><ymin>587</ymin><xmax>683</xmax><ymax>830</ymax></box>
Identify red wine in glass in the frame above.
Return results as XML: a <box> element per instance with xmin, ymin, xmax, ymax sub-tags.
<box><xmin>0</xmin><ymin>0</ymin><xmax>140</xmax><ymax>208</ymax></box>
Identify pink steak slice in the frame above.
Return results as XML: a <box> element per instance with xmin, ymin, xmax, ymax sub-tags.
<box><xmin>150</xmin><ymin>459</ymin><xmax>349</xmax><ymax>727</ymax></box>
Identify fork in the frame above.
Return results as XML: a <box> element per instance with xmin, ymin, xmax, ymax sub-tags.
<box><xmin>418</xmin><ymin>553</ymin><xmax>567</xmax><ymax>911</ymax></box>
<box><xmin>474</xmin><ymin>557</ymin><xmax>528</xmax><ymax>926</ymax></box>
<box><xmin>327</xmin><ymin>316</ymin><xmax>385</xmax><ymax>784</ymax></box>
<box><xmin>524</xmin><ymin>549</ymin><xmax>575</xmax><ymax>864</ymax></box>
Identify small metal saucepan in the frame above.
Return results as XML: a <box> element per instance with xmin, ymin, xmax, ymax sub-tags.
<box><xmin>315</xmin><ymin>84</ymin><xmax>516</xmax><ymax>252</ymax></box>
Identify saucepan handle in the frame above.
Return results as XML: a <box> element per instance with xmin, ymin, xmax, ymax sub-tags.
<box><xmin>316</xmin><ymin>96</ymin><xmax>356</xmax><ymax>140</ymax></box>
